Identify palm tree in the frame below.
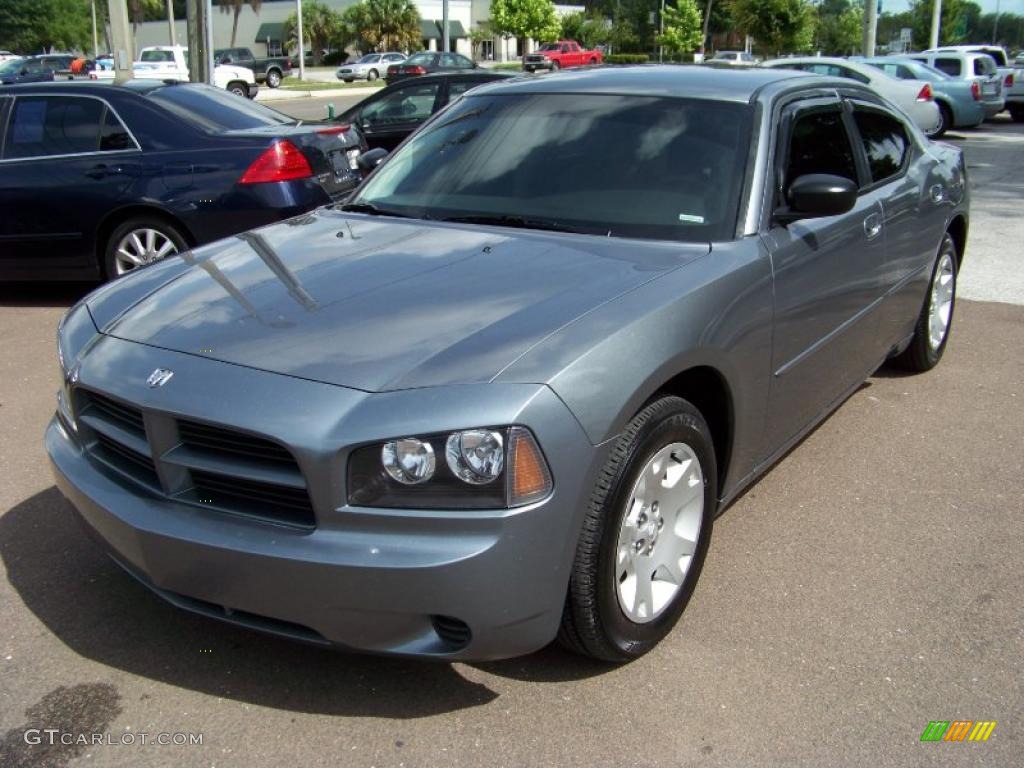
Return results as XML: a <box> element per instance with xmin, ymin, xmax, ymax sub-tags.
<box><xmin>217</xmin><ymin>0</ymin><xmax>263</xmax><ymax>48</ymax></box>
<box><xmin>344</xmin><ymin>0</ymin><xmax>421</xmax><ymax>53</ymax></box>
<box><xmin>283</xmin><ymin>1</ymin><xmax>342</xmax><ymax>66</ymax></box>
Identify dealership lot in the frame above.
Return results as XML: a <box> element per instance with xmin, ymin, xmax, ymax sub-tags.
<box><xmin>0</xmin><ymin>116</ymin><xmax>1021</xmax><ymax>767</ymax></box>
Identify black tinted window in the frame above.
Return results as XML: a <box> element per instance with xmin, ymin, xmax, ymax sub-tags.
<box><xmin>973</xmin><ymin>57</ymin><xmax>995</xmax><ymax>76</ymax></box>
<box><xmin>145</xmin><ymin>84</ymin><xmax>293</xmax><ymax>131</ymax></box>
<box><xmin>355</xmin><ymin>93</ymin><xmax>752</xmax><ymax>242</ymax></box>
<box><xmin>853</xmin><ymin>109</ymin><xmax>909</xmax><ymax>183</ymax></box>
<box><xmin>933</xmin><ymin>58</ymin><xmax>962</xmax><ymax>76</ymax></box>
<box><xmin>786</xmin><ymin>108</ymin><xmax>858</xmax><ymax>186</ymax></box>
<box><xmin>99</xmin><ymin>108</ymin><xmax>135</xmax><ymax>151</ymax></box>
<box><xmin>362</xmin><ymin>82</ymin><xmax>439</xmax><ymax>126</ymax></box>
<box><xmin>4</xmin><ymin>96</ymin><xmax>104</xmax><ymax>158</ymax></box>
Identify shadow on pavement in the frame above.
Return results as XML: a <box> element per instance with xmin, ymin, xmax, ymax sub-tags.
<box><xmin>0</xmin><ymin>282</ymin><xmax>98</xmax><ymax>308</ymax></box>
<box><xmin>1</xmin><ymin>487</ymin><xmax>614</xmax><ymax>716</ymax></box>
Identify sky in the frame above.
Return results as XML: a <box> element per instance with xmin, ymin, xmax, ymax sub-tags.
<box><xmin>885</xmin><ymin>0</ymin><xmax>1024</xmax><ymax>13</ymax></box>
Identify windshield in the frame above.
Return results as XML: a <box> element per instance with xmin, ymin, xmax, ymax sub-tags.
<box><xmin>0</xmin><ymin>58</ymin><xmax>24</xmax><ymax>74</ymax></box>
<box><xmin>353</xmin><ymin>93</ymin><xmax>751</xmax><ymax>242</ymax></box>
<box><xmin>540</xmin><ymin>44</ymin><xmax>561</xmax><ymax>52</ymax></box>
<box><xmin>140</xmin><ymin>49</ymin><xmax>175</xmax><ymax>62</ymax></box>
<box><xmin>146</xmin><ymin>84</ymin><xmax>295</xmax><ymax>131</ymax></box>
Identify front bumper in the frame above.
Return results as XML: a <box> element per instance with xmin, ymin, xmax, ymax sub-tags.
<box><xmin>45</xmin><ymin>339</ymin><xmax>604</xmax><ymax>660</ymax></box>
<box><xmin>523</xmin><ymin>60</ymin><xmax>553</xmax><ymax>72</ymax></box>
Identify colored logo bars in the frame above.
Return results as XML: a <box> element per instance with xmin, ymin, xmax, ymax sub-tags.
<box><xmin>920</xmin><ymin>721</ymin><xmax>997</xmax><ymax>742</ymax></box>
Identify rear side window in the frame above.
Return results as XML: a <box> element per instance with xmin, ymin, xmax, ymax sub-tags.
<box><xmin>933</xmin><ymin>58</ymin><xmax>962</xmax><ymax>76</ymax></box>
<box><xmin>100</xmin><ymin>108</ymin><xmax>135</xmax><ymax>151</ymax></box>
<box><xmin>3</xmin><ymin>96</ymin><xmax>104</xmax><ymax>159</ymax></box>
<box><xmin>786</xmin><ymin>108</ymin><xmax>858</xmax><ymax>186</ymax></box>
<box><xmin>973</xmin><ymin>56</ymin><xmax>995</xmax><ymax>76</ymax></box>
<box><xmin>852</xmin><ymin>109</ymin><xmax>909</xmax><ymax>184</ymax></box>
<box><xmin>145</xmin><ymin>84</ymin><xmax>294</xmax><ymax>131</ymax></box>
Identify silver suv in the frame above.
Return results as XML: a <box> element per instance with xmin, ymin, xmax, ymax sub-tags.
<box><xmin>909</xmin><ymin>50</ymin><xmax>1005</xmax><ymax>118</ymax></box>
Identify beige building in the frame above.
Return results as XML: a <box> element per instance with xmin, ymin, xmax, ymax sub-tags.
<box><xmin>134</xmin><ymin>0</ymin><xmax>585</xmax><ymax>63</ymax></box>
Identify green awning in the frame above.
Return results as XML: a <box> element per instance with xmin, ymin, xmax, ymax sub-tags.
<box><xmin>420</xmin><ymin>20</ymin><xmax>441</xmax><ymax>40</ymax></box>
<box><xmin>435</xmin><ymin>20</ymin><xmax>467</xmax><ymax>38</ymax></box>
<box><xmin>255</xmin><ymin>22</ymin><xmax>285</xmax><ymax>43</ymax></box>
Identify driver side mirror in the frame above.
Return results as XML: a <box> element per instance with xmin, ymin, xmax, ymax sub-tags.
<box><xmin>777</xmin><ymin>174</ymin><xmax>857</xmax><ymax>223</ymax></box>
<box><xmin>357</xmin><ymin>147</ymin><xmax>389</xmax><ymax>173</ymax></box>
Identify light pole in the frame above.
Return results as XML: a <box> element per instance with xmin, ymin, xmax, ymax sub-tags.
<box><xmin>443</xmin><ymin>0</ymin><xmax>450</xmax><ymax>53</ymax></box>
<box><xmin>167</xmin><ymin>0</ymin><xmax>177</xmax><ymax>47</ymax></box>
<box><xmin>863</xmin><ymin>0</ymin><xmax>878</xmax><ymax>57</ymax></box>
<box><xmin>91</xmin><ymin>0</ymin><xmax>100</xmax><ymax>57</ymax></box>
<box><xmin>659</xmin><ymin>0</ymin><xmax>665</xmax><ymax>63</ymax></box>
<box><xmin>993</xmin><ymin>0</ymin><xmax>1001</xmax><ymax>42</ymax></box>
<box><xmin>929</xmin><ymin>0</ymin><xmax>942</xmax><ymax>49</ymax></box>
<box><xmin>296</xmin><ymin>0</ymin><xmax>305</xmax><ymax>80</ymax></box>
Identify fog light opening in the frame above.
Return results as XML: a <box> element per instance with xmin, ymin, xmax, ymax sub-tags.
<box><xmin>431</xmin><ymin>615</ymin><xmax>472</xmax><ymax>649</ymax></box>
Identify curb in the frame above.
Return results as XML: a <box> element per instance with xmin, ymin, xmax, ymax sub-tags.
<box><xmin>257</xmin><ymin>86</ymin><xmax>382</xmax><ymax>101</ymax></box>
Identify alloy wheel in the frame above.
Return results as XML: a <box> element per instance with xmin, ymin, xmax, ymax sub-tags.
<box><xmin>927</xmin><ymin>251</ymin><xmax>955</xmax><ymax>351</ymax></box>
<box><xmin>114</xmin><ymin>228</ymin><xmax>179</xmax><ymax>275</ymax></box>
<box><xmin>615</xmin><ymin>442</ymin><xmax>704</xmax><ymax>623</ymax></box>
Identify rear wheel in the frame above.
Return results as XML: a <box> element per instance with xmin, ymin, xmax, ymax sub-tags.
<box><xmin>589</xmin><ymin>57</ymin><xmax>597</xmax><ymax>65</ymax></box>
<box><xmin>558</xmin><ymin>396</ymin><xmax>716</xmax><ymax>662</ymax></box>
<box><xmin>930</xmin><ymin>102</ymin><xmax>952</xmax><ymax>138</ymax></box>
<box><xmin>893</xmin><ymin>233</ymin><xmax>957</xmax><ymax>372</ymax></box>
<box><xmin>367</xmin><ymin>68</ymin><xmax>378</xmax><ymax>81</ymax></box>
<box><xmin>1010</xmin><ymin>105</ymin><xmax>1024</xmax><ymax>123</ymax></box>
<box><xmin>266</xmin><ymin>69</ymin><xmax>282</xmax><ymax>88</ymax></box>
<box><xmin>103</xmin><ymin>216</ymin><xmax>187</xmax><ymax>279</ymax></box>
<box><xmin>227</xmin><ymin>81</ymin><xmax>247</xmax><ymax>97</ymax></box>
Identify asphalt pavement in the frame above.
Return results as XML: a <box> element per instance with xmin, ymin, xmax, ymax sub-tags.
<box><xmin>0</xmin><ymin>115</ymin><xmax>1021</xmax><ymax>768</ymax></box>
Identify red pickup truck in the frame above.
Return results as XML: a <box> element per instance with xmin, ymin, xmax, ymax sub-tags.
<box><xmin>523</xmin><ymin>41</ymin><xmax>603</xmax><ymax>72</ymax></box>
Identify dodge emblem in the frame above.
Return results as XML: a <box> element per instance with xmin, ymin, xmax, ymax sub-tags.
<box><xmin>146</xmin><ymin>368</ymin><xmax>174</xmax><ymax>388</ymax></box>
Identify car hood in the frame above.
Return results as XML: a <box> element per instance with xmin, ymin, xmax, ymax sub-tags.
<box><xmin>97</xmin><ymin>208</ymin><xmax>707</xmax><ymax>392</ymax></box>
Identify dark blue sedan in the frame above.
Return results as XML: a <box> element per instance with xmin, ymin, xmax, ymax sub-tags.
<box><xmin>0</xmin><ymin>81</ymin><xmax>366</xmax><ymax>280</ymax></box>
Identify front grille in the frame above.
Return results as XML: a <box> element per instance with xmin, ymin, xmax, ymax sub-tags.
<box><xmin>178</xmin><ymin>418</ymin><xmax>295</xmax><ymax>464</ymax></box>
<box><xmin>189</xmin><ymin>470</ymin><xmax>315</xmax><ymax>528</ymax></box>
<box><xmin>93</xmin><ymin>432</ymin><xmax>160</xmax><ymax>488</ymax></box>
<box><xmin>85</xmin><ymin>392</ymin><xmax>145</xmax><ymax>436</ymax></box>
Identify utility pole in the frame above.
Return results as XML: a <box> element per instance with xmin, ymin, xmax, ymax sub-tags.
<box><xmin>107</xmin><ymin>0</ymin><xmax>133</xmax><ymax>83</ymax></box>
<box><xmin>659</xmin><ymin>0</ymin><xmax>665</xmax><ymax>63</ymax></box>
<box><xmin>862</xmin><ymin>0</ymin><xmax>878</xmax><ymax>57</ymax></box>
<box><xmin>929</xmin><ymin>0</ymin><xmax>942</xmax><ymax>49</ymax></box>
<box><xmin>185</xmin><ymin>0</ymin><xmax>213</xmax><ymax>82</ymax></box>
<box><xmin>993</xmin><ymin>0</ymin><xmax>1001</xmax><ymax>42</ymax></box>
<box><xmin>296</xmin><ymin>0</ymin><xmax>305</xmax><ymax>80</ymax></box>
<box><xmin>167</xmin><ymin>0</ymin><xmax>177</xmax><ymax>46</ymax></box>
<box><xmin>91</xmin><ymin>0</ymin><xmax>100</xmax><ymax>57</ymax></box>
<box><xmin>442</xmin><ymin>0</ymin><xmax>450</xmax><ymax>53</ymax></box>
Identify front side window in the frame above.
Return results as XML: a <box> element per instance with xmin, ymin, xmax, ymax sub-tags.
<box><xmin>3</xmin><ymin>96</ymin><xmax>105</xmax><ymax>159</ymax></box>
<box><xmin>353</xmin><ymin>93</ymin><xmax>752</xmax><ymax>242</ymax></box>
<box><xmin>852</xmin><ymin>108</ymin><xmax>909</xmax><ymax>184</ymax></box>
<box><xmin>785</xmin><ymin>108</ymin><xmax>858</xmax><ymax>187</ymax></box>
<box><xmin>361</xmin><ymin>82</ymin><xmax>440</xmax><ymax>126</ymax></box>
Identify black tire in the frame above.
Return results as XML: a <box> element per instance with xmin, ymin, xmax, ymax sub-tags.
<box><xmin>343</xmin><ymin>78</ymin><xmax>354</xmax><ymax>83</ymax></box>
<box><xmin>893</xmin><ymin>233</ymin><xmax>958</xmax><ymax>372</ymax></box>
<box><xmin>102</xmin><ymin>216</ymin><xmax>188</xmax><ymax>280</ymax></box>
<box><xmin>227</xmin><ymin>81</ymin><xmax>247</xmax><ymax>97</ymax></box>
<box><xmin>589</xmin><ymin>57</ymin><xmax>597</xmax><ymax>65</ymax></box>
<box><xmin>1010</xmin><ymin>105</ymin><xmax>1024</xmax><ymax>123</ymax></box>
<box><xmin>266</xmin><ymin>69</ymin><xmax>281</xmax><ymax>88</ymax></box>
<box><xmin>931</xmin><ymin>102</ymin><xmax>952</xmax><ymax>138</ymax></box>
<box><xmin>558</xmin><ymin>396</ymin><xmax>717</xmax><ymax>662</ymax></box>
<box><xmin>551</xmin><ymin>60</ymin><xmax>560</xmax><ymax>71</ymax></box>
<box><xmin>367</xmin><ymin>68</ymin><xmax>378</xmax><ymax>81</ymax></box>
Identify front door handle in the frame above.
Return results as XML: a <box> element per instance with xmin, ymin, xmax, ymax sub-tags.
<box><xmin>863</xmin><ymin>213</ymin><xmax>883</xmax><ymax>240</ymax></box>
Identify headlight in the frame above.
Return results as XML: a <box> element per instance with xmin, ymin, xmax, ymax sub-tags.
<box><xmin>348</xmin><ymin>426</ymin><xmax>552</xmax><ymax>509</ymax></box>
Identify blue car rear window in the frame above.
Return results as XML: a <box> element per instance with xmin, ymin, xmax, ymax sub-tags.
<box><xmin>145</xmin><ymin>84</ymin><xmax>294</xmax><ymax>132</ymax></box>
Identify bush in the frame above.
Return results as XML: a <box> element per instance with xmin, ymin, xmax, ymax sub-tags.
<box><xmin>605</xmin><ymin>53</ymin><xmax>650</xmax><ymax>64</ymax></box>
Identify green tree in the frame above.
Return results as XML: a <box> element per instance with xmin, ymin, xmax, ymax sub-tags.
<box><xmin>817</xmin><ymin>0</ymin><xmax>863</xmax><ymax>55</ymax></box>
<box><xmin>0</xmin><ymin>0</ymin><xmax>91</xmax><ymax>52</ymax></box>
<box><xmin>490</xmin><ymin>0</ymin><xmax>561</xmax><ymax>48</ymax></box>
<box><xmin>341</xmin><ymin>0</ymin><xmax>421</xmax><ymax>53</ymax></box>
<box><xmin>909</xmin><ymin>0</ymin><xmax>967</xmax><ymax>47</ymax></box>
<box><xmin>559</xmin><ymin>11</ymin><xmax>609</xmax><ymax>48</ymax></box>
<box><xmin>729</xmin><ymin>0</ymin><xmax>817</xmax><ymax>55</ymax></box>
<box><xmin>217</xmin><ymin>0</ymin><xmax>263</xmax><ymax>48</ymax></box>
<box><xmin>657</xmin><ymin>0</ymin><xmax>704</xmax><ymax>59</ymax></box>
<box><xmin>283</xmin><ymin>0</ymin><xmax>343</xmax><ymax>65</ymax></box>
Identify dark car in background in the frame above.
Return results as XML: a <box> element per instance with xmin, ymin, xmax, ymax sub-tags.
<box><xmin>0</xmin><ymin>55</ymin><xmax>76</xmax><ymax>85</ymax></box>
<box><xmin>215</xmin><ymin>47</ymin><xmax>293</xmax><ymax>88</ymax></box>
<box><xmin>0</xmin><ymin>81</ymin><xmax>366</xmax><ymax>281</ymax></box>
<box><xmin>333</xmin><ymin>70</ymin><xmax>514</xmax><ymax>151</ymax></box>
<box><xmin>385</xmin><ymin>51</ymin><xmax>478</xmax><ymax>84</ymax></box>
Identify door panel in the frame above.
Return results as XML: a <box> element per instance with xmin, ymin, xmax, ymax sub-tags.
<box><xmin>764</xmin><ymin>102</ymin><xmax>887</xmax><ymax>450</ymax></box>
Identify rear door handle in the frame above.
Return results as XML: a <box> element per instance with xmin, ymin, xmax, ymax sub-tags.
<box><xmin>85</xmin><ymin>164</ymin><xmax>114</xmax><ymax>179</ymax></box>
<box><xmin>863</xmin><ymin>213</ymin><xmax>883</xmax><ymax>240</ymax></box>
<box><xmin>930</xmin><ymin>184</ymin><xmax>945</xmax><ymax>204</ymax></box>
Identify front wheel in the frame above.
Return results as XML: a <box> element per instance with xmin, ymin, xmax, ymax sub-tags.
<box><xmin>226</xmin><ymin>81</ymin><xmax>247</xmax><ymax>97</ymax></box>
<box><xmin>550</xmin><ymin>60</ymin><xmax>560</xmax><ymax>71</ymax></box>
<box><xmin>893</xmin><ymin>233</ymin><xmax>958</xmax><ymax>372</ymax></box>
<box><xmin>1010</xmin><ymin>105</ymin><xmax>1024</xmax><ymax>123</ymax></box>
<box><xmin>367</xmin><ymin>68</ymin><xmax>378</xmax><ymax>81</ymax></box>
<box><xmin>558</xmin><ymin>396</ymin><xmax>716</xmax><ymax>662</ymax></box>
<box><xmin>266</xmin><ymin>69</ymin><xmax>281</xmax><ymax>88</ymax></box>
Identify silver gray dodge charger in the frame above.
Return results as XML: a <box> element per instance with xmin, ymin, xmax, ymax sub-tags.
<box><xmin>47</xmin><ymin>67</ymin><xmax>969</xmax><ymax>661</ymax></box>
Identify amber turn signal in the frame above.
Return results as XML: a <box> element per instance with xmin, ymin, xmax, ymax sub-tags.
<box><xmin>508</xmin><ymin>427</ymin><xmax>553</xmax><ymax>506</ymax></box>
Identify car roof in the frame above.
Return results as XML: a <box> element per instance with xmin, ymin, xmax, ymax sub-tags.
<box><xmin>0</xmin><ymin>79</ymin><xmax>190</xmax><ymax>97</ymax></box>
<box><xmin>464</xmin><ymin>65</ymin><xmax>816</xmax><ymax>103</ymax></box>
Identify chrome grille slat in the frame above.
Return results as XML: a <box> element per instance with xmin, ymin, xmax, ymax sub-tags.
<box><xmin>177</xmin><ymin>419</ymin><xmax>295</xmax><ymax>463</ymax></box>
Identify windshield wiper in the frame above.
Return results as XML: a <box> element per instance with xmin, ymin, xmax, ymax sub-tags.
<box><xmin>440</xmin><ymin>214</ymin><xmax>581</xmax><ymax>234</ymax></box>
<box><xmin>339</xmin><ymin>201</ymin><xmax>414</xmax><ymax>219</ymax></box>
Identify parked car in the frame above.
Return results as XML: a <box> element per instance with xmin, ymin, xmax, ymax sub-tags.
<box><xmin>762</xmin><ymin>57</ymin><xmax>942</xmax><ymax>136</ymax></box>
<box><xmin>46</xmin><ymin>66</ymin><xmax>968</xmax><ymax>662</ymax></box>
<box><xmin>905</xmin><ymin>50</ymin><xmax>1005</xmax><ymax>119</ymax></box>
<box><xmin>863</xmin><ymin>57</ymin><xmax>985</xmax><ymax>135</ymax></box>
<box><xmin>215</xmin><ymin>47</ymin><xmax>293</xmax><ymax>88</ymax></box>
<box><xmin>522</xmin><ymin>40</ymin><xmax>603</xmax><ymax>72</ymax></box>
<box><xmin>0</xmin><ymin>81</ymin><xmax>365</xmax><ymax>281</ymax></box>
<box><xmin>331</xmin><ymin>70</ymin><xmax>515</xmax><ymax>151</ymax></box>
<box><xmin>128</xmin><ymin>46</ymin><xmax>258</xmax><ymax>98</ymax></box>
<box><xmin>0</xmin><ymin>51</ymin><xmax>21</xmax><ymax>63</ymax></box>
<box><xmin>336</xmin><ymin>52</ymin><xmax>406</xmax><ymax>83</ymax></box>
<box><xmin>0</xmin><ymin>55</ymin><xmax>74</xmax><ymax>84</ymax></box>
<box><xmin>927</xmin><ymin>45</ymin><xmax>1024</xmax><ymax>121</ymax></box>
<box><xmin>385</xmin><ymin>51</ymin><xmax>477</xmax><ymax>84</ymax></box>
<box><xmin>707</xmin><ymin>50</ymin><xmax>756</xmax><ymax>67</ymax></box>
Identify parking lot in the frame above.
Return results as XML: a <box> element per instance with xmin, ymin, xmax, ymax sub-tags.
<box><xmin>0</xmin><ymin>115</ymin><xmax>1021</xmax><ymax>768</ymax></box>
